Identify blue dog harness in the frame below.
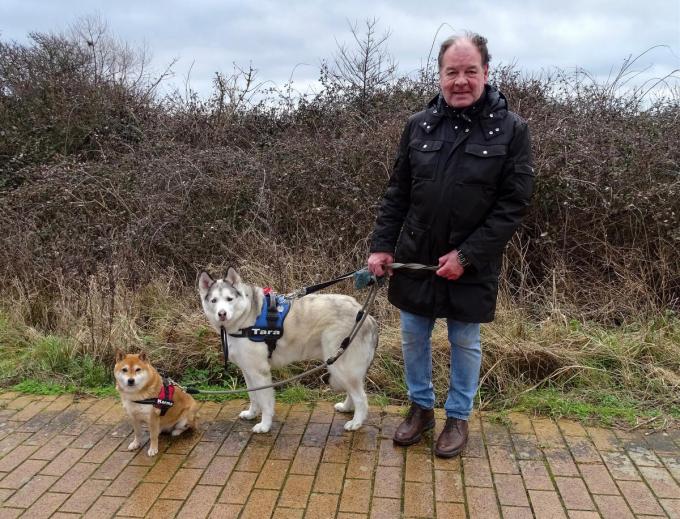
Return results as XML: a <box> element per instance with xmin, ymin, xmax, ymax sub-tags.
<box><xmin>228</xmin><ymin>292</ymin><xmax>291</xmax><ymax>359</ymax></box>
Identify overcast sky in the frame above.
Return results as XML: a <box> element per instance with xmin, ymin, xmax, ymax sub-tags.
<box><xmin>2</xmin><ymin>0</ymin><xmax>678</xmax><ymax>100</ymax></box>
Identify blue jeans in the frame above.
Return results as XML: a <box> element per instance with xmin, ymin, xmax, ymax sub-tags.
<box><xmin>400</xmin><ymin>310</ymin><xmax>481</xmax><ymax>420</ymax></box>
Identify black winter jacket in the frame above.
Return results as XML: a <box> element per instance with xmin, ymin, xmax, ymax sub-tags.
<box><xmin>370</xmin><ymin>85</ymin><xmax>534</xmax><ymax>322</ymax></box>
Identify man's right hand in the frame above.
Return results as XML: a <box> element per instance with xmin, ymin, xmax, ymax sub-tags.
<box><xmin>367</xmin><ymin>252</ymin><xmax>394</xmax><ymax>277</ymax></box>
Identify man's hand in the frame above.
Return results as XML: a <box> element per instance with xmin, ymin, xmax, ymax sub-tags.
<box><xmin>367</xmin><ymin>252</ymin><xmax>394</xmax><ymax>277</ymax></box>
<box><xmin>436</xmin><ymin>250</ymin><xmax>465</xmax><ymax>280</ymax></box>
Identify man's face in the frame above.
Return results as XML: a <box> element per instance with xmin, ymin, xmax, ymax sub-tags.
<box><xmin>439</xmin><ymin>41</ymin><xmax>489</xmax><ymax>109</ymax></box>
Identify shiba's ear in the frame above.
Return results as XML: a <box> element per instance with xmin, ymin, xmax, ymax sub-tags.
<box><xmin>198</xmin><ymin>271</ymin><xmax>214</xmax><ymax>298</ymax></box>
<box><xmin>138</xmin><ymin>352</ymin><xmax>147</xmax><ymax>362</ymax></box>
<box><xmin>115</xmin><ymin>350</ymin><xmax>124</xmax><ymax>363</ymax></box>
<box><xmin>225</xmin><ymin>267</ymin><xmax>241</xmax><ymax>286</ymax></box>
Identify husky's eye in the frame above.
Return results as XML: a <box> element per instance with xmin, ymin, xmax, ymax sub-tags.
<box><xmin>227</xmin><ymin>297</ymin><xmax>233</xmax><ymax>302</ymax></box>
<box><xmin>122</xmin><ymin>367</ymin><xmax>128</xmax><ymax>373</ymax></box>
<box><xmin>211</xmin><ymin>298</ymin><xmax>217</xmax><ymax>304</ymax></box>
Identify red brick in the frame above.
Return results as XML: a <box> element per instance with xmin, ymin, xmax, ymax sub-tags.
<box><xmin>436</xmin><ymin>501</ymin><xmax>466</xmax><ymax>518</ymax></box>
<box><xmin>313</xmin><ymin>462</ymin><xmax>345</xmax><ymax>494</ymax></box>
<box><xmin>235</xmin><ymin>442</ymin><xmax>271</xmax><ymax>472</ymax></box>
<box><xmin>0</xmin><ymin>458</ymin><xmax>48</xmax><ymax>489</ymax></box>
<box><xmin>508</xmin><ymin>413</ymin><xmax>534</xmax><ymax>435</ymax></box>
<box><xmin>144</xmin><ymin>453</ymin><xmax>185</xmax><ymax>483</ymax></box>
<box><xmin>626</xmin><ymin>446</ymin><xmax>662</xmax><ymax>467</ymax></box>
<box><xmin>302</xmin><ymin>422</ymin><xmax>331</xmax><ymax>448</ymax></box>
<box><xmin>578</xmin><ymin>463</ymin><xmax>619</xmax><ymax>495</ymax></box>
<box><xmin>240</xmin><ymin>488</ymin><xmax>279</xmax><ymax>519</ymax></box>
<box><xmin>39</xmin><ymin>447</ymin><xmax>86</xmax><ymax>476</ymax></box>
<box><xmin>488</xmin><ymin>444</ymin><xmax>520</xmax><ymax>474</ymax></box>
<box><xmin>51</xmin><ymin>462</ymin><xmax>98</xmax><ymax>493</ymax></box>
<box><xmin>339</xmin><ymin>478</ymin><xmax>372</xmax><ymax>514</ymax></box>
<box><xmin>495</xmin><ymin>473</ymin><xmax>529</xmax><ymax>507</ymax></box>
<box><xmin>502</xmin><ymin>506</ymin><xmax>534</xmax><ymax>519</ymax></box>
<box><xmin>600</xmin><ymin>451</ymin><xmax>641</xmax><ymax>481</ymax></box>
<box><xmin>373</xmin><ymin>465</ymin><xmax>401</xmax><ymax>499</ymax></box>
<box><xmin>483</xmin><ymin>420</ymin><xmax>512</xmax><ymax>446</ymax></box>
<box><xmin>529</xmin><ymin>490</ymin><xmax>568</xmax><ymax>519</ymax></box>
<box><xmin>116</xmin><ymin>481</ymin><xmax>165</xmax><ymax>517</ymax></box>
<box><xmin>638</xmin><ymin>465</ymin><xmax>680</xmax><ymax>498</ymax></box>
<box><xmin>660</xmin><ymin>498</ymin><xmax>680</xmax><ymax>518</ymax></box>
<box><xmin>184</xmin><ymin>441</ymin><xmax>221</xmax><ymax>469</ymax></box>
<box><xmin>145</xmin><ymin>498</ymin><xmax>183</xmax><ymax>519</ymax></box>
<box><xmin>592</xmin><ymin>494</ymin><xmax>635</xmax><ymax>519</ymax></box>
<box><xmin>519</xmin><ymin>460</ymin><xmax>554</xmax><ymax>491</ymax></box>
<box><xmin>80</xmin><ymin>435</ymin><xmax>122</xmax><ymax>464</ymax></box>
<box><xmin>322</xmin><ymin>435</ymin><xmax>350</xmax><ymax>464</ymax></box>
<box><xmin>466</xmin><ymin>485</ymin><xmax>501</xmax><ymax>518</ymax></box>
<box><xmin>103</xmin><ymin>464</ymin><xmax>149</xmax><ymax>497</ymax></box>
<box><xmin>347</xmin><ymin>449</ymin><xmax>376</xmax><ymax>480</ymax></box>
<box><xmin>554</xmin><ymin>476</ymin><xmax>595</xmax><ymax>510</ymax></box>
<box><xmin>3</xmin><ymin>474</ymin><xmax>58</xmax><ymax>508</ymax></box>
<box><xmin>176</xmin><ymin>484</ymin><xmax>221</xmax><ymax>518</ymax></box>
<box><xmin>270</xmin><ymin>433</ymin><xmax>302</xmax><ymax>460</ymax></box>
<box><xmin>22</xmin><ymin>491</ymin><xmax>68</xmax><ymax>518</ymax></box>
<box><xmin>306</xmin><ymin>493</ymin><xmax>339</xmax><ymax>519</ymax></box>
<box><xmin>278</xmin><ymin>474</ymin><xmax>313</xmax><ymax>509</ymax></box>
<box><xmin>533</xmin><ymin>418</ymin><xmax>565</xmax><ymax>448</ymax></box>
<box><xmin>352</xmin><ymin>426</ymin><xmax>378</xmax><ymax>451</ymax></box>
<box><xmin>0</xmin><ymin>445</ymin><xmax>40</xmax><ymax>472</ymax></box>
<box><xmin>79</xmin><ymin>495</ymin><xmax>125</xmax><ymax>519</ymax></box>
<box><xmin>435</xmin><ymin>469</ymin><xmax>464</xmax><ymax>502</ymax></box>
<box><xmin>30</xmin><ymin>435</ymin><xmax>74</xmax><ymax>460</ymax></box>
<box><xmin>545</xmin><ymin>448</ymin><xmax>579</xmax><ymax>476</ymax></box>
<box><xmin>91</xmin><ymin>450</ymin><xmax>134</xmax><ymax>480</ymax></box>
<box><xmin>370</xmin><ymin>497</ymin><xmax>401</xmax><ymax>519</ymax></box>
<box><xmin>218</xmin><ymin>471</ymin><xmax>258</xmax><ymax>504</ymax></box>
<box><xmin>377</xmin><ymin>439</ymin><xmax>403</xmax><ymax>467</ymax></box>
<box><xmin>462</xmin><ymin>456</ymin><xmax>493</xmax><ymax>487</ymax></box>
<box><xmin>59</xmin><ymin>479</ymin><xmax>110</xmax><ymax>513</ymax></box>
<box><xmin>557</xmin><ymin>419</ymin><xmax>587</xmax><ymax>437</ymax></box>
<box><xmin>403</xmin><ymin>481</ymin><xmax>434</xmax><ymax>517</ymax></box>
<box><xmin>565</xmin><ymin>436</ymin><xmax>601</xmax><ymax>464</ymax></box>
<box><xmin>617</xmin><ymin>480</ymin><xmax>666</xmax><ymax>515</ymax></box>
<box><xmin>512</xmin><ymin>434</ymin><xmax>543</xmax><ymax>460</ymax></box>
<box><xmin>586</xmin><ymin>427</ymin><xmax>622</xmax><ymax>452</ymax></box>
<box><xmin>290</xmin><ymin>445</ymin><xmax>322</xmax><ymax>475</ymax></box>
<box><xmin>199</xmin><ymin>455</ymin><xmax>237</xmax><ymax>486</ymax></box>
<box><xmin>161</xmin><ymin>467</ymin><xmax>203</xmax><ymax>500</ymax></box>
<box><xmin>209</xmin><ymin>503</ymin><xmax>242</xmax><ymax>518</ymax></box>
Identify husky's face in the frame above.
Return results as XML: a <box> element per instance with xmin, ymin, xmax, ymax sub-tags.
<box><xmin>198</xmin><ymin>268</ymin><xmax>252</xmax><ymax>328</ymax></box>
<box><xmin>114</xmin><ymin>352</ymin><xmax>151</xmax><ymax>392</ymax></box>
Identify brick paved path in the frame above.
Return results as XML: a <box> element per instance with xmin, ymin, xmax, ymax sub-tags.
<box><xmin>0</xmin><ymin>392</ymin><xmax>679</xmax><ymax>518</ymax></box>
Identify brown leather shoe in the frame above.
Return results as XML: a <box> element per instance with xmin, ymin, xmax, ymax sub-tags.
<box><xmin>393</xmin><ymin>402</ymin><xmax>435</xmax><ymax>446</ymax></box>
<box><xmin>434</xmin><ymin>417</ymin><xmax>468</xmax><ymax>458</ymax></box>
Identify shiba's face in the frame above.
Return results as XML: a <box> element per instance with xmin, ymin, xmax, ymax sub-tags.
<box><xmin>198</xmin><ymin>268</ymin><xmax>253</xmax><ymax>328</ymax></box>
<box><xmin>114</xmin><ymin>352</ymin><xmax>151</xmax><ymax>392</ymax></box>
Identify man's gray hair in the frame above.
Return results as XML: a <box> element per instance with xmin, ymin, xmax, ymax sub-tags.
<box><xmin>438</xmin><ymin>32</ymin><xmax>491</xmax><ymax>70</ymax></box>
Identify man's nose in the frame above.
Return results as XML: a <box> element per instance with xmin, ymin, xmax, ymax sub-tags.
<box><xmin>127</xmin><ymin>378</ymin><xmax>135</xmax><ymax>386</ymax></box>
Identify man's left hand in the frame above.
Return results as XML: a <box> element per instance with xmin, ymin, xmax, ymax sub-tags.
<box><xmin>436</xmin><ymin>250</ymin><xmax>465</xmax><ymax>280</ymax></box>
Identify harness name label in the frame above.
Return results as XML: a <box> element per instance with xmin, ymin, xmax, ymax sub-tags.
<box><xmin>251</xmin><ymin>328</ymin><xmax>282</xmax><ymax>336</ymax></box>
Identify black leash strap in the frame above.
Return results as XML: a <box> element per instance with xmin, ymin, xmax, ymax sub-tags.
<box><xmin>221</xmin><ymin>327</ymin><xmax>229</xmax><ymax>371</ymax></box>
<box><xmin>291</xmin><ymin>269</ymin><xmax>358</xmax><ymax>297</ymax></box>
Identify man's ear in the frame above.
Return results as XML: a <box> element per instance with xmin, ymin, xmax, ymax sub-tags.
<box><xmin>483</xmin><ymin>63</ymin><xmax>489</xmax><ymax>83</ymax></box>
<box><xmin>198</xmin><ymin>271</ymin><xmax>214</xmax><ymax>298</ymax></box>
<box><xmin>115</xmin><ymin>350</ymin><xmax>124</xmax><ymax>363</ymax></box>
<box><xmin>225</xmin><ymin>267</ymin><xmax>241</xmax><ymax>286</ymax></box>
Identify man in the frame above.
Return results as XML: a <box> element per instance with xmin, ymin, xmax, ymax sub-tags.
<box><xmin>368</xmin><ymin>32</ymin><xmax>534</xmax><ymax>458</ymax></box>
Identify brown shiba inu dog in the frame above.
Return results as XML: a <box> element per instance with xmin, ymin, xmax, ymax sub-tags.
<box><xmin>114</xmin><ymin>352</ymin><xmax>199</xmax><ymax>456</ymax></box>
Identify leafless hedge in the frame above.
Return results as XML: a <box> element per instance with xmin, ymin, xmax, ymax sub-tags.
<box><xmin>1</xmin><ymin>27</ymin><xmax>679</xmax><ymax>326</ymax></box>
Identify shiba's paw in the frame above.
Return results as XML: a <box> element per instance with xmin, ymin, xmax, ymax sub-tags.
<box><xmin>170</xmin><ymin>428</ymin><xmax>185</xmax><ymax>437</ymax></box>
<box><xmin>344</xmin><ymin>419</ymin><xmax>363</xmax><ymax>431</ymax></box>
<box><xmin>252</xmin><ymin>422</ymin><xmax>271</xmax><ymax>433</ymax></box>
<box><xmin>239</xmin><ymin>409</ymin><xmax>257</xmax><ymax>420</ymax></box>
<box><xmin>334</xmin><ymin>401</ymin><xmax>353</xmax><ymax>413</ymax></box>
<box><xmin>147</xmin><ymin>446</ymin><xmax>159</xmax><ymax>457</ymax></box>
<box><xmin>127</xmin><ymin>439</ymin><xmax>141</xmax><ymax>451</ymax></box>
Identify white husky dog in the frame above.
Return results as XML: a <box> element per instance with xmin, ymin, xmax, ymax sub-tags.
<box><xmin>198</xmin><ymin>268</ymin><xmax>378</xmax><ymax>433</ymax></box>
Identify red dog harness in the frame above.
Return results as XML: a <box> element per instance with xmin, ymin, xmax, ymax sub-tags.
<box><xmin>133</xmin><ymin>378</ymin><xmax>175</xmax><ymax>416</ymax></box>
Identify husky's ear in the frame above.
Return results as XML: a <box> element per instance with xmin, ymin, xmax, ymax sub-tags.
<box><xmin>225</xmin><ymin>267</ymin><xmax>241</xmax><ymax>287</ymax></box>
<box><xmin>138</xmin><ymin>351</ymin><xmax>147</xmax><ymax>362</ymax></box>
<box><xmin>198</xmin><ymin>271</ymin><xmax>214</xmax><ymax>299</ymax></box>
<box><xmin>115</xmin><ymin>350</ymin><xmax>124</xmax><ymax>363</ymax></box>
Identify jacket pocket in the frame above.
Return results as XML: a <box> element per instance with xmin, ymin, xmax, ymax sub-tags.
<box><xmin>394</xmin><ymin>218</ymin><xmax>429</xmax><ymax>265</ymax></box>
<box><xmin>409</xmin><ymin>139</ymin><xmax>443</xmax><ymax>180</ymax></box>
<box><xmin>449</xmin><ymin>183</ymin><xmax>495</xmax><ymax>234</ymax></box>
<box><xmin>464</xmin><ymin>143</ymin><xmax>507</xmax><ymax>158</ymax></box>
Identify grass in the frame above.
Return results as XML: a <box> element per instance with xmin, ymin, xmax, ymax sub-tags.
<box><xmin>0</xmin><ymin>282</ymin><xmax>679</xmax><ymax>429</ymax></box>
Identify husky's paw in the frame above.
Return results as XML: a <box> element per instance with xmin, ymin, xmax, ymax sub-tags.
<box><xmin>343</xmin><ymin>419</ymin><xmax>363</xmax><ymax>431</ymax></box>
<box><xmin>334</xmin><ymin>401</ymin><xmax>353</xmax><ymax>413</ymax></box>
<box><xmin>239</xmin><ymin>409</ymin><xmax>258</xmax><ymax>420</ymax></box>
<box><xmin>252</xmin><ymin>422</ymin><xmax>271</xmax><ymax>433</ymax></box>
<box><xmin>147</xmin><ymin>446</ymin><xmax>159</xmax><ymax>457</ymax></box>
<box><xmin>127</xmin><ymin>439</ymin><xmax>141</xmax><ymax>451</ymax></box>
